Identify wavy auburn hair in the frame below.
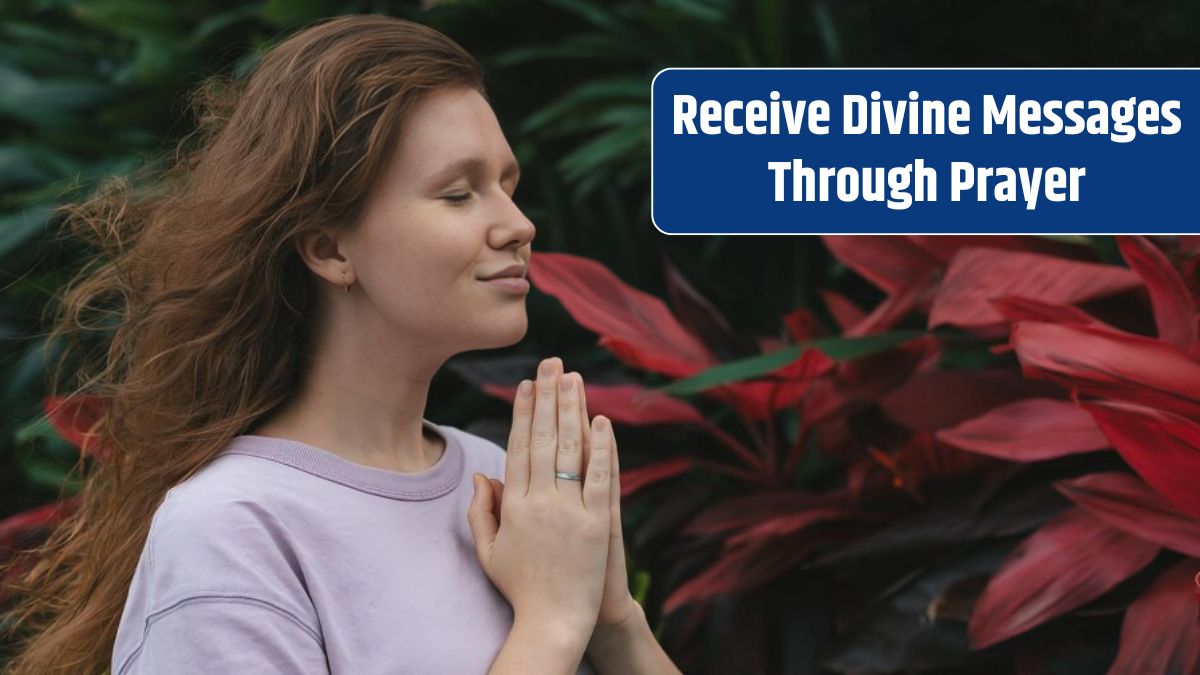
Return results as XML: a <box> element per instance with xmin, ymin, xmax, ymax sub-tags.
<box><xmin>1</xmin><ymin>14</ymin><xmax>485</xmax><ymax>674</ymax></box>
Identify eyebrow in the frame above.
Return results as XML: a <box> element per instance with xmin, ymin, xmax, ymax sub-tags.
<box><xmin>427</xmin><ymin>156</ymin><xmax>521</xmax><ymax>186</ymax></box>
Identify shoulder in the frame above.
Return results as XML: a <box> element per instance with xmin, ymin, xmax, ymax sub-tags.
<box><xmin>143</xmin><ymin>457</ymin><xmax>314</xmax><ymax>615</ymax></box>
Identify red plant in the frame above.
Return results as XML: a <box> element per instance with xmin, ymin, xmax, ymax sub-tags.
<box><xmin>0</xmin><ymin>395</ymin><xmax>106</xmax><ymax>605</ymax></box>
<box><xmin>460</xmin><ymin>235</ymin><xmax>1200</xmax><ymax>674</ymax></box>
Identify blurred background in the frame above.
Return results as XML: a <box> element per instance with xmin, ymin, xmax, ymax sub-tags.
<box><xmin>2</xmin><ymin>1</ymin><xmax>1199</xmax><ymax>673</ymax></box>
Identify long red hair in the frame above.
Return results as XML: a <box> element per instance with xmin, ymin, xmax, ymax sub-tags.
<box><xmin>1</xmin><ymin>15</ymin><xmax>485</xmax><ymax>674</ymax></box>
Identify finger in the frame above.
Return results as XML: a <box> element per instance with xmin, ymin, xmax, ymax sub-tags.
<box><xmin>556</xmin><ymin>369</ymin><xmax>584</xmax><ymax>501</ymax></box>
<box><xmin>610</xmin><ymin>423</ymin><xmax>623</xmax><ymax>536</ymax></box>
<box><xmin>466</xmin><ymin>474</ymin><xmax>497</xmax><ymax>571</ymax></box>
<box><xmin>505</xmin><ymin>378</ymin><xmax>534</xmax><ymax>497</ymax></box>
<box><xmin>574</xmin><ymin>374</ymin><xmax>591</xmax><ymax>483</ymax></box>
<box><xmin>583</xmin><ymin>416</ymin><xmax>612</xmax><ymax>514</ymax></box>
<box><xmin>489</xmin><ymin>478</ymin><xmax>504</xmax><ymax>524</ymax></box>
<box><xmin>576</xmin><ymin>373</ymin><xmax>591</xmax><ymax>451</ymax></box>
<box><xmin>529</xmin><ymin>357</ymin><xmax>562</xmax><ymax>494</ymax></box>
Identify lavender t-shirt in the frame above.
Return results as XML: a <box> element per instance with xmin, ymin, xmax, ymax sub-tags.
<box><xmin>112</xmin><ymin>419</ymin><xmax>598</xmax><ymax>674</ymax></box>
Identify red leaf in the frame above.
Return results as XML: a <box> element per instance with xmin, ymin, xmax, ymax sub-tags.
<box><xmin>936</xmin><ymin>398</ymin><xmax>1110</xmax><ymax>461</ymax></box>
<box><xmin>1082</xmin><ymin>400</ymin><xmax>1200</xmax><ymax>520</ymax></box>
<box><xmin>907</xmin><ymin>234</ymin><xmax>1094</xmax><ymax>263</ymax></box>
<box><xmin>782</xmin><ymin>307</ymin><xmax>823</xmax><ymax>343</ymax></box>
<box><xmin>1107</xmin><ymin>559</ymin><xmax>1200</xmax><ymax>675</ymax></box>
<box><xmin>682</xmin><ymin>490</ymin><xmax>842</xmax><ymax>536</ymax></box>
<box><xmin>0</xmin><ymin>498</ymin><xmax>79</xmax><ymax>552</ymax></box>
<box><xmin>708</xmin><ymin>347</ymin><xmax>835</xmax><ymax>421</ymax></box>
<box><xmin>887</xmin><ymin>432</ymin><xmax>995</xmax><ymax>493</ymax></box>
<box><xmin>930</xmin><ymin>247</ymin><xmax>1142</xmax><ymax>329</ymax></box>
<box><xmin>1055</xmin><ymin>472</ymin><xmax>1200</xmax><ymax>558</ymax></box>
<box><xmin>529</xmin><ymin>252</ymin><xmax>714</xmax><ymax>378</ymax></box>
<box><xmin>662</xmin><ymin>255</ymin><xmax>755</xmax><ymax>361</ymax></box>
<box><xmin>1117</xmin><ymin>235</ymin><xmax>1199</xmax><ymax>356</ymax></box>
<box><xmin>845</xmin><ymin>270</ymin><xmax>939</xmax><ymax>337</ymax></box>
<box><xmin>881</xmin><ymin>368</ymin><xmax>1062</xmax><ymax>432</ymax></box>
<box><xmin>820</xmin><ymin>290</ymin><xmax>866</xmax><ymax>332</ymax></box>
<box><xmin>1010</xmin><ymin>321</ymin><xmax>1200</xmax><ymax>420</ymax></box>
<box><xmin>990</xmin><ymin>295</ymin><xmax>1113</xmax><ymax>329</ymax></box>
<box><xmin>662</xmin><ymin>532</ymin><xmax>821</xmax><ymax>613</ymax></box>
<box><xmin>725</xmin><ymin>506</ymin><xmax>865</xmax><ymax>547</ymax></box>
<box><xmin>821</xmin><ymin>236</ymin><xmax>941</xmax><ymax>295</ymax></box>
<box><xmin>621</xmin><ymin>458</ymin><xmax>692</xmax><ymax>497</ymax></box>
<box><xmin>480</xmin><ymin>381</ymin><xmax>705</xmax><ymax>427</ymax></box>
<box><xmin>968</xmin><ymin>508</ymin><xmax>1160</xmax><ymax>649</ymax></box>
<box><xmin>43</xmin><ymin>395</ymin><xmax>110</xmax><ymax>459</ymax></box>
<box><xmin>802</xmin><ymin>334</ymin><xmax>942</xmax><ymax>426</ymax></box>
<box><xmin>596</xmin><ymin>336</ymin><xmax>705</xmax><ymax>379</ymax></box>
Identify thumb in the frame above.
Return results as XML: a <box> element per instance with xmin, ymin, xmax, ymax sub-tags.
<box><xmin>489</xmin><ymin>478</ymin><xmax>504</xmax><ymax>520</ymax></box>
<box><xmin>466</xmin><ymin>474</ymin><xmax>498</xmax><ymax>567</ymax></box>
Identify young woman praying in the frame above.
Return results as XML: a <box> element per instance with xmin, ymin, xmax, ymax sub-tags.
<box><xmin>2</xmin><ymin>15</ymin><xmax>682</xmax><ymax>675</ymax></box>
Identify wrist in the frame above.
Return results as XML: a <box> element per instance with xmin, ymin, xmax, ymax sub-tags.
<box><xmin>587</xmin><ymin>599</ymin><xmax>647</xmax><ymax>650</ymax></box>
<box><xmin>512</xmin><ymin>610</ymin><xmax>594</xmax><ymax>655</ymax></box>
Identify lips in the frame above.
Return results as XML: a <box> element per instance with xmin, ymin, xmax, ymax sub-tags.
<box><xmin>478</xmin><ymin>263</ymin><xmax>527</xmax><ymax>281</ymax></box>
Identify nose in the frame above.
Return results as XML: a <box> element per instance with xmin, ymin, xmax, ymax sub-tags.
<box><xmin>490</xmin><ymin>192</ymin><xmax>536</xmax><ymax>249</ymax></box>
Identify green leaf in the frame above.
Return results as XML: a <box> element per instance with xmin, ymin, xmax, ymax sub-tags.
<box><xmin>543</xmin><ymin>0</ymin><xmax>634</xmax><ymax>36</ymax></box>
<box><xmin>70</xmin><ymin>0</ymin><xmax>181</xmax><ymax>42</ymax></box>
<box><xmin>655</xmin><ymin>331</ymin><xmax>926</xmax><ymax>397</ymax></box>
<box><xmin>492</xmin><ymin>34</ymin><xmax>638</xmax><ymax>68</ymax></box>
<box><xmin>559</xmin><ymin>124</ymin><xmax>646</xmax><ymax>183</ymax></box>
<box><xmin>0</xmin><ymin>205</ymin><xmax>53</xmax><ymax>261</ymax></box>
<box><xmin>520</xmin><ymin>77</ymin><xmax>649</xmax><ymax>134</ymax></box>
<box><xmin>189</xmin><ymin>6</ymin><xmax>261</xmax><ymax>45</ymax></box>
<box><xmin>0</xmin><ymin>64</ymin><xmax>112</xmax><ymax>127</ymax></box>
<box><xmin>812</xmin><ymin>0</ymin><xmax>843</xmax><ymax>65</ymax></box>
<box><xmin>2</xmin><ymin>337</ymin><xmax>59</xmax><ymax>406</ymax></box>
<box><xmin>260</xmin><ymin>0</ymin><xmax>328</xmax><ymax>28</ymax></box>
<box><xmin>19</xmin><ymin>453</ymin><xmax>75</xmax><ymax>491</ymax></box>
<box><xmin>0</xmin><ymin>145</ymin><xmax>53</xmax><ymax>188</ymax></box>
<box><xmin>652</xmin><ymin>0</ymin><xmax>731</xmax><ymax>23</ymax></box>
<box><xmin>14</xmin><ymin>413</ymin><xmax>58</xmax><ymax>447</ymax></box>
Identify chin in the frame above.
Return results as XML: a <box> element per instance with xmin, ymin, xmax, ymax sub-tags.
<box><xmin>476</xmin><ymin>311</ymin><xmax>528</xmax><ymax>349</ymax></box>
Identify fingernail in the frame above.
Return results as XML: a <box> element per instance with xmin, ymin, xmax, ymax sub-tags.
<box><xmin>595</xmin><ymin>417</ymin><xmax>609</xmax><ymax>432</ymax></box>
<box><xmin>518</xmin><ymin>380</ymin><xmax>532</xmax><ymax>397</ymax></box>
<box><xmin>540</xmin><ymin>360</ymin><xmax>554</xmax><ymax>377</ymax></box>
<box><xmin>560</xmin><ymin>376</ymin><xmax>574</xmax><ymax>392</ymax></box>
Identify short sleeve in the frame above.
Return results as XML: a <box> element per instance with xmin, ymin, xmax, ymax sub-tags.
<box><xmin>113</xmin><ymin>484</ymin><xmax>328</xmax><ymax>674</ymax></box>
<box><xmin>115</xmin><ymin>595</ymin><xmax>330</xmax><ymax>675</ymax></box>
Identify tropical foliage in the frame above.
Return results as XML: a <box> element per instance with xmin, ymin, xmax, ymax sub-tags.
<box><xmin>4</xmin><ymin>0</ymin><xmax>1200</xmax><ymax>672</ymax></box>
<box><xmin>454</xmin><ymin>235</ymin><xmax>1200</xmax><ymax>673</ymax></box>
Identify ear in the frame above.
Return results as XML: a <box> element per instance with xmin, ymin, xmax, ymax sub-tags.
<box><xmin>293</xmin><ymin>227</ymin><xmax>352</xmax><ymax>289</ymax></box>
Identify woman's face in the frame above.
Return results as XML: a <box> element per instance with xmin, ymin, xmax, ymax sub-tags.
<box><xmin>341</xmin><ymin>86</ymin><xmax>536</xmax><ymax>354</ymax></box>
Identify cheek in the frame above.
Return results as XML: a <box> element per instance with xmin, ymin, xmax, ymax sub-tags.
<box><xmin>359</xmin><ymin>207</ymin><xmax>475</xmax><ymax>286</ymax></box>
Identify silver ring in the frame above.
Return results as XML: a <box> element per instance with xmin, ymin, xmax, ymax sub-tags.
<box><xmin>555</xmin><ymin>471</ymin><xmax>582</xmax><ymax>482</ymax></box>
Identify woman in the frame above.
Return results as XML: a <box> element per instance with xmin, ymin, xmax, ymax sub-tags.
<box><xmin>2</xmin><ymin>14</ymin><xmax>681</xmax><ymax>675</ymax></box>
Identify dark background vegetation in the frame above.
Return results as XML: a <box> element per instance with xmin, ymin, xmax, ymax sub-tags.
<box><xmin>2</xmin><ymin>1</ymin><xmax>1198</xmax><ymax>672</ymax></box>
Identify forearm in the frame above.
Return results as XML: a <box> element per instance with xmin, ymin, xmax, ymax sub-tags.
<box><xmin>490</xmin><ymin>615</ymin><xmax>590</xmax><ymax>675</ymax></box>
<box><xmin>585</xmin><ymin>601</ymin><xmax>683</xmax><ymax>675</ymax></box>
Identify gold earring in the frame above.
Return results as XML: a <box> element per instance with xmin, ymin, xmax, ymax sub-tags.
<box><xmin>342</xmin><ymin>270</ymin><xmax>352</xmax><ymax>293</ymax></box>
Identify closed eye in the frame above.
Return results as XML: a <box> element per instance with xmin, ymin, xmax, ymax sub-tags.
<box><xmin>443</xmin><ymin>193</ymin><xmax>472</xmax><ymax>206</ymax></box>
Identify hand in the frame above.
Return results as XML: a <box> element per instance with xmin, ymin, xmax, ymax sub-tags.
<box><xmin>482</xmin><ymin>368</ymin><xmax>640</xmax><ymax>633</ymax></box>
<box><xmin>467</xmin><ymin>357</ymin><xmax>613</xmax><ymax>641</ymax></box>
<box><xmin>569</xmin><ymin>370</ymin><xmax>640</xmax><ymax>631</ymax></box>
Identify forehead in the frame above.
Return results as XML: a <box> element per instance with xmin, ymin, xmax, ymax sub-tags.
<box><xmin>387</xmin><ymin>87</ymin><xmax>516</xmax><ymax>181</ymax></box>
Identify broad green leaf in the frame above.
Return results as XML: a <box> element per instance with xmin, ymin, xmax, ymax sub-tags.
<box><xmin>71</xmin><ymin>0</ymin><xmax>180</xmax><ymax>41</ymax></box>
<box><xmin>0</xmin><ymin>145</ymin><xmax>52</xmax><ymax>188</ymax></box>
<box><xmin>559</xmin><ymin>124</ymin><xmax>646</xmax><ymax>183</ymax></box>
<box><xmin>655</xmin><ymin>331</ymin><xmax>926</xmax><ymax>396</ymax></box>
<box><xmin>0</xmin><ymin>205</ymin><xmax>52</xmax><ymax>261</ymax></box>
